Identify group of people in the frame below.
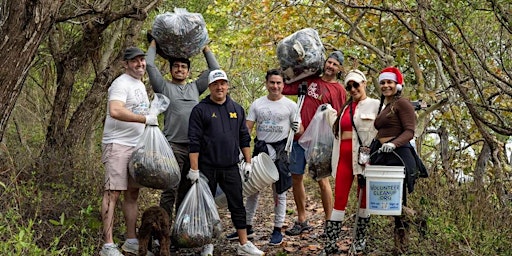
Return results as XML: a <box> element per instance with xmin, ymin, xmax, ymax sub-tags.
<box><xmin>99</xmin><ymin>38</ymin><xmax>424</xmax><ymax>256</ymax></box>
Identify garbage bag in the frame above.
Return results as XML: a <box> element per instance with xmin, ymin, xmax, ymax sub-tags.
<box><xmin>129</xmin><ymin>93</ymin><xmax>181</xmax><ymax>189</ymax></box>
<box><xmin>152</xmin><ymin>8</ymin><xmax>209</xmax><ymax>59</ymax></box>
<box><xmin>298</xmin><ymin>104</ymin><xmax>334</xmax><ymax>180</ymax></box>
<box><xmin>172</xmin><ymin>175</ymin><xmax>222</xmax><ymax>248</ymax></box>
<box><xmin>277</xmin><ymin>28</ymin><xmax>325</xmax><ymax>83</ymax></box>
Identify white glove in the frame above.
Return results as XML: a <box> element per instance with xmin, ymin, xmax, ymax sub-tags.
<box><xmin>380</xmin><ymin>142</ymin><xmax>396</xmax><ymax>153</ymax></box>
<box><xmin>243</xmin><ymin>163</ymin><xmax>252</xmax><ymax>181</ymax></box>
<box><xmin>144</xmin><ymin>115</ymin><xmax>158</xmax><ymax>126</ymax></box>
<box><xmin>187</xmin><ymin>169</ymin><xmax>200</xmax><ymax>183</ymax></box>
<box><xmin>291</xmin><ymin>121</ymin><xmax>300</xmax><ymax>133</ymax></box>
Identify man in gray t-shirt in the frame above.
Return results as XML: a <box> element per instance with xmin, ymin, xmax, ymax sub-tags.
<box><xmin>146</xmin><ymin>40</ymin><xmax>220</xmax><ymax>223</ymax></box>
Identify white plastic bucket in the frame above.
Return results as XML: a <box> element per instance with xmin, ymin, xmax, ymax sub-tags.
<box><xmin>365</xmin><ymin>165</ymin><xmax>405</xmax><ymax>215</ymax></box>
<box><xmin>242</xmin><ymin>153</ymin><xmax>279</xmax><ymax>197</ymax></box>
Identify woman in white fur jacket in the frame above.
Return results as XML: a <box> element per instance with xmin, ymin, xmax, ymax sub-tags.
<box><xmin>320</xmin><ymin>69</ymin><xmax>380</xmax><ymax>255</ymax></box>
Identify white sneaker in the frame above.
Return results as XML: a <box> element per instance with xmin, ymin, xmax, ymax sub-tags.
<box><xmin>201</xmin><ymin>243</ymin><xmax>214</xmax><ymax>256</ymax></box>
<box><xmin>121</xmin><ymin>241</ymin><xmax>155</xmax><ymax>256</ymax></box>
<box><xmin>237</xmin><ymin>241</ymin><xmax>265</xmax><ymax>256</ymax></box>
<box><xmin>99</xmin><ymin>244</ymin><xmax>123</xmax><ymax>256</ymax></box>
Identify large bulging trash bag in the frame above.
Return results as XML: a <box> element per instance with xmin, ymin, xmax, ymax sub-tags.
<box><xmin>152</xmin><ymin>8</ymin><xmax>209</xmax><ymax>59</ymax></box>
<box><xmin>172</xmin><ymin>175</ymin><xmax>222</xmax><ymax>248</ymax></box>
<box><xmin>129</xmin><ymin>94</ymin><xmax>181</xmax><ymax>190</ymax></box>
<box><xmin>276</xmin><ymin>28</ymin><xmax>325</xmax><ymax>83</ymax></box>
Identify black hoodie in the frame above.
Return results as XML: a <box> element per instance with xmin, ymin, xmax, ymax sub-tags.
<box><xmin>188</xmin><ymin>95</ymin><xmax>251</xmax><ymax>168</ymax></box>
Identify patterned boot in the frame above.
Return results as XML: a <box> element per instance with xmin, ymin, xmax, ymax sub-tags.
<box><xmin>319</xmin><ymin>220</ymin><xmax>343</xmax><ymax>256</ymax></box>
<box><xmin>353</xmin><ymin>217</ymin><xmax>370</xmax><ymax>252</ymax></box>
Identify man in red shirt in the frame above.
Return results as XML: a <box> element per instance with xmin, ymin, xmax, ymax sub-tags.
<box><xmin>282</xmin><ymin>51</ymin><xmax>347</xmax><ymax>236</ymax></box>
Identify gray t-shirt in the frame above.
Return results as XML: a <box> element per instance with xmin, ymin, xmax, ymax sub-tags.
<box><xmin>146</xmin><ymin>46</ymin><xmax>219</xmax><ymax>143</ymax></box>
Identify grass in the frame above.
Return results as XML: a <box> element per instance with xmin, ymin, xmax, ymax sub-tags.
<box><xmin>0</xmin><ymin>148</ymin><xmax>511</xmax><ymax>255</ymax></box>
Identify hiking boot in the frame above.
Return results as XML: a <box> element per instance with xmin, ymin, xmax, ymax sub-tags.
<box><xmin>99</xmin><ymin>244</ymin><xmax>123</xmax><ymax>256</ymax></box>
<box><xmin>237</xmin><ymin>241</ymin><xmax>264</xmax><ymax>256</ymax></box>
<box><xmin>268</xmin><ymin>230</ymin><xmax>283</xmax><ymax>246</ymax></box>
<box><xmin>201</xmin><ymin>243</ymin><xmax>214</xmax><ymax>256</ymax></box>
<box><xmin>285</xmin><ymin>220</ymin><xmax>312</xmax><ymax>236</ymax></box>
<box><xmin>226</xmin><ymin>229</ymin><xmax>255</xmax><ymax>241</ymax></box>
<box><xmin>121</xmin><ymin>241</ymin><xmax>155</xmax><ymax>256</ymax></box>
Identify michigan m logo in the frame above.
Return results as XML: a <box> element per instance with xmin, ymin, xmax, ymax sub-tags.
<box><xmin>229</xmin><ymin>112</ymin><xmax>237</xmax><ymax>118</ymax></box>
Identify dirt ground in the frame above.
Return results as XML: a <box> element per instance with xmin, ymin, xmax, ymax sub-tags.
<box><xmin>170</xmin><ymin>179</ymin><xmax>358</xmax><ymax>256</ymax></box>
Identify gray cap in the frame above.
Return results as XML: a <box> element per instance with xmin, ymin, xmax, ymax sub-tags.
<box><xmin>327</xmin><ymin>51</ymin><xmax>344</xmax><ymax>65</ymax></box>
<box><xmin>123</xmin><ymin>47</ymin><xmax>146</xmax><ymax>60</ymax></box>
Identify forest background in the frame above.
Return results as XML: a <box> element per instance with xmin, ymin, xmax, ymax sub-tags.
<box><xmin>0</xmin><ymin>0</ymin><xmax>511</xmax><ymax>255</ymax></box>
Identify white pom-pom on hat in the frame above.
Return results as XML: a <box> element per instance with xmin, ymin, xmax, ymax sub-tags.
<box><xmin>378</xmin><ymin>66</ymin><xmax>403</xmax><ymax>91</ymax></box>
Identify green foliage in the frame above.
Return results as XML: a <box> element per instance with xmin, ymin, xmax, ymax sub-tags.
<box><xmin>2</xmin><ymin>0</ymin><xmax>511</xmax><ymax>255</ymax></box>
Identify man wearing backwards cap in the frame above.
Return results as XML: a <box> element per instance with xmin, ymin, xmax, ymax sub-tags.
<box><xmin>187</xmin><ymin>69</ymin><xmax>265</xmax><ymax>256</ymax></box>
<box><xmin>282</xmin><ymin>51</ymin><xmax>347</xmax><ymax>237</ymax></box>
<box><xmin>100</xmin><ymin>47</ymin><xmax>157</xmax><ymax>256</ymax></box>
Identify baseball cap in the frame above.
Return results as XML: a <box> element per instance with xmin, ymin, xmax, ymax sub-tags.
<box><xmin>344</xmin><ymin>69</ymin><xmax>367</xmax><ymax>85</ymax></box>
<box><xmin>327</xmin><ymin>51</ymin><xmax>344</xmax><ymax>65</ymax></box>
<box><xmin>123</xmin><ymin>47</ymin><xmax>146</xmax><ymax>60</ymax></box>
<box><xmin>208</xmin><ymin>69</ymin><xmax>229</xmax><ymax>84</ymax></box>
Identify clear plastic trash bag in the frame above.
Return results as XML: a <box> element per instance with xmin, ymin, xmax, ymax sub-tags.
<box><xmin>129</xmin><ymin>93</ymin><xmax>181</xmax><ymax>189</ymax></box>
<box><xmin>172</xmin><ymin>175</ymin><xmax>222</xmax><ymax>248</ymax></box>
<box><xmin>298</xmin><ymin>104</ymin><xmax>334</xmax><ymax>180</ymax></box>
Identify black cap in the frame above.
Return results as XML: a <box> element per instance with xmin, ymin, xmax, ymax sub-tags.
<box><xmin>123</xmin><ymin>47</ymin><xmax>146</xmax><ymax>60</ymax></box>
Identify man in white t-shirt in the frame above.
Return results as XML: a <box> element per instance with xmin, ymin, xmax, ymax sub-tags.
<box><xmin>99</xmin><ymin>47</ymin><xmax>158</xmax><ymax>256</ymax></box>
<box><xmin>225</xmin><ymin>69</ymin><xmax>302</xmax><ymax>246</ymax></box>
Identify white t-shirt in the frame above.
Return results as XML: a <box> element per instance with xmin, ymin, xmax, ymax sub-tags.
<box><xmin>247</xmin><ymin>96</ymin><xmax>299</xmax><ymax>143</ymax></box>
<box><xmin>102</xmin><ymin>73</ymin><xmax>150</xmax><ymax>146</ymax></box>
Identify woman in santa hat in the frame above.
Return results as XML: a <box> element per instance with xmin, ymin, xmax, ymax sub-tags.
<box><xmin>370</xmin><ymin>66</ymin><xmax>422</xmax><ymax>254</ymax></box>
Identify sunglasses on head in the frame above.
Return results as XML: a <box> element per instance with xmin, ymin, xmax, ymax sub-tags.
<box><xmin>345</xmin><ymin>82</ymin><xmax>361</xmax><ymax>91</ymax></box>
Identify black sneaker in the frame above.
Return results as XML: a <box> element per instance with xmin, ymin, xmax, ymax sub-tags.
<box><xmin>285</xmin><ymin>221</ymin><xmax>312</xmax><ymax>236</ymax></box>
<box><xmin>226</xmin><ymin>229</ymin><xmax>255</xmax><ymax>241</ymax></box>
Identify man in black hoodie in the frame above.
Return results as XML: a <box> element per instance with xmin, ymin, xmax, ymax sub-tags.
<box><xmin>187</xmin><ymin>70</ymin><xmax>264</xmax><ymax>256</ymax></box>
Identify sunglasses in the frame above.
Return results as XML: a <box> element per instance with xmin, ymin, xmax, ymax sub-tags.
<box><xmin>345</xmin><ymin>82</ymin><xmax>361</xmax><ymax>91</ymax></box>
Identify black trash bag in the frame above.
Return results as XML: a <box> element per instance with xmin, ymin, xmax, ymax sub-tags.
<box><xmin>129</xmin><ymin>94</ymin><xmax>181</xmax><ymax>190</ymax></box>
<box><xmin>276</xmin><ymin>28</ymin><xmax>325</xmax><ymax>83</ymax></box>
<box><xmin>172</xmin><ymin>175</ymin><xmax>222</xmax><ymax>248</ymax></box>
<box><xmin>152</xmin><ymin>8</ymin><xmax>209</xmax><ymax>59</ymax></box>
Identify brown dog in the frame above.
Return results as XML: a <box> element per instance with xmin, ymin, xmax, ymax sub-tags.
<box><xmin>138</xmin><ymin>206</ymin><xmax>170</xmax><ymax>256</ymax></box>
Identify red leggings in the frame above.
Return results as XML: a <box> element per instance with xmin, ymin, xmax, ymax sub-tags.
<box><xmin>334</xmin><ymin>139</ymin><xmax>367</xmax><ymax>211</ymax></box>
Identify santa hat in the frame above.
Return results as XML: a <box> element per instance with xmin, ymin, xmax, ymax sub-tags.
<box><xmin>378</xmin><ymin>66</ymin><xmax>403</xmax><ymax>91</ymax></box>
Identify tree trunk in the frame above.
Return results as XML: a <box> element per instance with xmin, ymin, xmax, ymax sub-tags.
<box><xmin>0</xmin><ymin>0</ymin><xmax>64</xmax><ymax>140</ymax></box>
<box><xmin>37</xmin><ymin>1</ymin><xmax>159</xmax><ymax>182</ymax></box>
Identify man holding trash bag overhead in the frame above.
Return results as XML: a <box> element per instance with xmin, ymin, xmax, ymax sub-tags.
<box><xmin>187</xmin><ymin>69</ymin><xmax>265</xmax><ymax>256</ymax></box>
<box><xmin>145</xmin><ymin>37</ymin><xmax>219</xmax><ymax>220</ymax></box>
<box><xmin>282</xmin><ymin>51</ymin><xmax>347</xmax><ymax>236</ymax></box>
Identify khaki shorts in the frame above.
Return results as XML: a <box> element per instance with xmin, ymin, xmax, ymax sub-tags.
<box><xmin>102</xmin><ymin>143</ymin><xmax>138</xmax><ymax>190</ymax></box>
